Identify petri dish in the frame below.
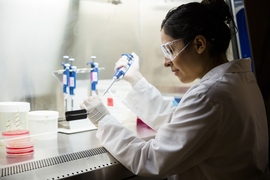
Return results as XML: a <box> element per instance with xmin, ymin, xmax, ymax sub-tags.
<box><xmin>2</xmin><ymin>130</ymin><xmax>34</xmax><ymax>157</ymax></box>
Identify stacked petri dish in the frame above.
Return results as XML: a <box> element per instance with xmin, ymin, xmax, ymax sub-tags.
<box><xmin>2</xmin><ymin>130</ymin><xmax>34</xmax><ymax>157</ymax></box>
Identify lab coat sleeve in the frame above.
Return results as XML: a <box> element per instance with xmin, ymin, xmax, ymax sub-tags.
<box><xmin>96</xmin><ymin>92</ymin><xmax>220</xmax><ymax>178</ymax></box>
<box><xmin>122</xmin><ymin>77</ymin><xmax>177</xmax><ymax>131</ymax></box>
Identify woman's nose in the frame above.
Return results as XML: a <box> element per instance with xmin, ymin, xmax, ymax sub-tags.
<box><xmin>164</xmin><ymin>58</ymin><xmax>172</xmax><ymax>67</ymax></box>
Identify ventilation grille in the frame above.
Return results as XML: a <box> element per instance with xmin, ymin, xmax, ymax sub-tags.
<box><xmin>0</xmin><ymin>147</ymin><xmax>110</xmax><ymax>178</ymax></box>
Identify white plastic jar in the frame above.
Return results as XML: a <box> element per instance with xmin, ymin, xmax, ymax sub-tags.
<box><xmin>0</xmin><ymin>102</ymin><xmax>30</xmax><ymax>136</ymax></box>
<box><xmin>28</xmin><ymin>110</ymin><xmax>59</xmax><ymax>140</ymax></box>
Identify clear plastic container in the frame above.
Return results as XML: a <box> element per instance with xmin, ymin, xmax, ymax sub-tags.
<box><xmin>2</xmin><ymin>129</ymin><xmax>34</xmax><ymax>157</ymax></box>
<box><xmin>28</xmin><ymin>111</ymin><xmax>59</xmax><ymax>140</ymax></box>
<box><xmin>0</xmin><ymin>102</ymin><xmax>30</xmax><ymax>137</ymax></box>
<box><xmin>98</xmin><ymin>80</ymin><xmax>136</xmax><ymax>123</ymax></box>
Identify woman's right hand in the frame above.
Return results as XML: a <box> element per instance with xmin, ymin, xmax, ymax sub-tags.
<box><xmin>114</xmin><ymin>52</ymin><xmax>143</xmax><ymax>87</ymax></box>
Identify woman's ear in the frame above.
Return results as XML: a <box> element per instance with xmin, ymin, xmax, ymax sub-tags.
<box><xmin>193</xmin><ymin>35</ymin><xmax>207</xmax><ymax>54</ymax></box>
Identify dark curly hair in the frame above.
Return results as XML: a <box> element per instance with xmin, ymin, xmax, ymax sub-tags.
<box><xmin>161</xmin><ymin>0</ymin><xmax>237</xmax><ymax>56</ymax></box>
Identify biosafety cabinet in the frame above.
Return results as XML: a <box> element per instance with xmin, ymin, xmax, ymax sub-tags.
<box><xmin>0</xmin><ymin>0</ymin><xmax>269</xmax><ymax>179</ymax></box>
<box><xmin>0</xmin><ymin>0</ymin><xmax>188</xmax><ymax>179</ymax></box>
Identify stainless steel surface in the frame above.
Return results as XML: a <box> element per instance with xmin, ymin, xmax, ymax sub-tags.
<box><xmin>0</xmin><ymin>120</ymin><xmax>156</xmax><ymax>179</ymax></box>
<box><xmin>0</xmin><ymin>147</ymin><xmax>133</xmax><ymax>180</ymax></box>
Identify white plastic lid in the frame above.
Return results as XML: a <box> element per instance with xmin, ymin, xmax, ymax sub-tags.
<box><xmin>0</xmin><ymin>102</ymin><xmax>30</xmax><ymax>112</ymax></box>
<box><xmin>28</xmin><ymin>111</ymin><xmax>59</xmax><ymax>120</ymax></box>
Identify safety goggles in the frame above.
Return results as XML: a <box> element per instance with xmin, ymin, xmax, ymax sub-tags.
<box><xmin>161</xmin><ymin>39</ymin><xmax>190</xmax><ymax>61</ymax></box>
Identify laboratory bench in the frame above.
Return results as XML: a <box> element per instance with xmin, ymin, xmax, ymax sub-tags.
<box><xmin>0</xmin><ymin>120</ymin><xmax>161</xmax><ymax>180</ymax></box>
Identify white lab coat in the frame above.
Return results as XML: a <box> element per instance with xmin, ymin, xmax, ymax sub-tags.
<box><xmin>96</xmin><ymin>58</ymin><xmax>270</xmax><ymax>180</ymax></box>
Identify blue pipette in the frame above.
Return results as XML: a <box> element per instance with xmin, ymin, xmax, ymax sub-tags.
<box><xmin>87</xmin><ymin>56</ymin><xmax>99</xmax><ymax>96</ymax></box>
<box><xmin>101</xmin><ymin>53</ymin><xmax>134</xmax><ymax>97</ymax></box>
<box><xmin>90</xmin><ymin>63</ymin><xmax>99</xmax><ymax>95</ymax></box>
<box><xmin>69</xmin><ymin>66</ymin><xmax>77</xmax><ymax>110</ymax></box>
<box><xmin>62</xmin><ymin>63</ymin><xmax>70</xmax><ymax>112</ymax></box>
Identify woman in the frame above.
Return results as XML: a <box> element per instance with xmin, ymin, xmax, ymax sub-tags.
<box><xmin>81</xmin><ymin>0</ymin><xmax>270</xmax><ymax>179</ymax></box>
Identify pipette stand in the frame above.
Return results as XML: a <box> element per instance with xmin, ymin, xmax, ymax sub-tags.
<box><xmin>52</xmin><ymin>68</ymin><xmax>102</xmax><ymax>134</ymax></box>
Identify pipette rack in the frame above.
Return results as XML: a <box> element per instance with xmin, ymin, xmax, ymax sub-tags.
<box><xmin>52</xmin><ymin>67</ymin><xmax>104</xmax><ymax>134</ymax></box>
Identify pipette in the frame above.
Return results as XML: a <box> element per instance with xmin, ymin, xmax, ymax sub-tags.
<box><xmin>69</xmin><ymin>66</ymin><xmax>77</xmax><ymax>111</ymax></box>
<box><xmin>69</xmin><ymin>58</ymin><xmax>76</xmax><ymax>110</ymax></box>
<box><xmin>87</xmin><ymin>56</ymin><xmax>99</xmax><ymax>96</ymax></box>
<box><xmin>62</xmin><ymin>63</ymin><xmax>70</xmax><ymax>112</ymax></box>
<box><xmin>61</xmin><ymin>56</ymin><xmax>70</xmax><ymax>112</ymax></box>
<box><xmin>63</xmin><ymin>55</ymin><xmax>69</xmax><ymax>63</ymax></box>
<box><xmin>101</xmin><ymin>53</ymin><xmax>134</xmax><ymax>98</ymax></box>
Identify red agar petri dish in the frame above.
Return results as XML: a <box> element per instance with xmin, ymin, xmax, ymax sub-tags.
<box><xmin>2</xmin><ymin>130</ymin><xmax>29</xmax><ymax>137</ymax></box>
<box><xmin>2</xmin><ymin>130</ymin><xmax>34</xmax><ymax>157</ymax></box>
